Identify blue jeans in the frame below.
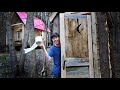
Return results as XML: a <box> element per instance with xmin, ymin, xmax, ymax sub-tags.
<box><xmin>52</xmin><ymin>73</ymin><xmax>61</xmax><ymax>78</ymax></box>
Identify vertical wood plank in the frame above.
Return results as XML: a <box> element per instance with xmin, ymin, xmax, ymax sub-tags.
<box><xmin>91</xmin><ymin>12</ymin><xmax>101</xmax><ymax>78</ymax></box>
<box><xmin>60</xmin><ymin>13</ymin><xmax>66</xmax><ymax>78</ymax></box>
<box><xmin>87</xmin><ymin>15</ymin><xmax>94</xmax><ymax>78</ymax></box>
<box><xmin>22</xmin><ymin>24</ymin><xmax>24</xmax><ymax>41</ymax></box>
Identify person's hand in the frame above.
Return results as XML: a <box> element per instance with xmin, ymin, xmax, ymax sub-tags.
<box><xmin>39</xmin><ymin>41</ymin><xmax>45</xmax><ymax>49</ymax></box>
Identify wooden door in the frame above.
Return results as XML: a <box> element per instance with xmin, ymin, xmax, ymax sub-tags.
<box><xmin>60</xmin><ymin>13</ymin><xmax>93</xmax><ymax>78</ymax></box>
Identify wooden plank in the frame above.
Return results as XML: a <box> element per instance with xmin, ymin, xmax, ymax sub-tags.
<box><xmin>60</xmin><ymin>13</ymin><xmax>66</xmax><ymax>78</ymax></box>
<box><xmin>91</xmin><ymin>12</ymin><xmax>101</xmax><ymax>78</ymax></box>
<box><xmin>64</xmin><ymin>18</ymin><xmax>88</xmax><ymax>58</ymax></box>
<box><xmin>79</xmin><ymin>12</ymin><xmax>91</xmax><ymax>15</ymax></box>
<box><xmin>49</xmin><ymin>12</ymin><xmax>58</xmax><ymax>22</ymax></box>
<box><xmin>66</xmin><ymin>61</ymin><xmax>89</xmax><ymax>67</ymax></box>
<box><xmin>52</xmin><ymin>15</ymin><xmax>60</xmax><ymax>34</ymax></box>
<box><xmin>11</xmin><ymin>23</ymin><xmax>23</xmax><ymax>26</ymax></box>
<box><xmin>22</xmin><ymin>24</ymin><xmax>25</xmax><ymax>41</ymax></box>
<box><xmin>66</xmin><ymin>67</ymin><xmax>89</xmax><ymax>78</ymax></box>
<box><xmin>65</xmin><ymin>58</ymin><xmax>89</xmax><ymax>61</ymax></box>
<box><xmin>64</xmin><ymin>12</ymin><xmax>91</xmax><ymax>15</ymax></box>
<box><xmin>64</xmin><ymin>14</ymin><xmax>87</xmax><ymax>18</ymax></box>
<box><xmin>65</xmin><ymin>58</ymin><xmax>89</xmax><ymax>67</ymax></box>
<box><xmin>87</xmin><ymin>15</ymin><xmax>94</xmax><ymax>78</ymax></box>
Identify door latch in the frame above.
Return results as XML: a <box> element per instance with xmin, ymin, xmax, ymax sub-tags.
<box><xmin>63</xmin><ymin>60</ymin><xmax>66</xmax><ymax>70</ymax></box>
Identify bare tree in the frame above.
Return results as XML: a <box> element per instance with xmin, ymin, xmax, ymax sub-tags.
<box><xmin>19</xmin><ymin>12</ymin><xmax>34</xmax><ymax>77</ymax></box>
<box><xmin>107</xmin><ymin>12</ymin><xmax>120</xmax><ymax>78</ymax></box>
<box><xmin>97</xmin><ymin>12</ymin><xmax>110</xmax><ymax>78</ymax></box>
<box><xmin>28</xmin><ymin>12</ymin><xmax>37</xmax><ymax>77</ymax></box>
<box><xmin>4</xmin><ymin>12</ymin><xmax>18</xmax><ymax>78</ymax></box>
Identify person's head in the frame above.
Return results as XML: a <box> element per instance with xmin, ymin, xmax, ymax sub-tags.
<box><xmin>51</xmin><ymin>32</ymin><xmax>60</xmax><ymax>46</ymax></box>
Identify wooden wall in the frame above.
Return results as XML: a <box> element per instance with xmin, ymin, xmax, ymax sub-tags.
<box><xmin>52</xmin><ymin>14</ymin><xmax>60</xmax><ymax>34</ymax></box>
<box><xmin>12</xmin><ymin>25</ymin><xmax>22</xmax><ymax>41</ymax></box>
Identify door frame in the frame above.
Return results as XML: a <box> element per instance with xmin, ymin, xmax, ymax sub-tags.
<box><xmin>59</xmin><ymin>12</ymin><xmax>97</xmax><ymax>78</ymax></box>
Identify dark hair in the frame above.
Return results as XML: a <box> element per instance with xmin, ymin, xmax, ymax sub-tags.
<box><xmin>51</xmin><ymin>32</ymin><xmax>59</xmax><ymax>39</ymax></box>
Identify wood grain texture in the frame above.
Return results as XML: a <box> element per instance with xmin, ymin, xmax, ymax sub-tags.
<box><xmin>65</xmin><ymin>18</ymin><xmax>88</xmax><ymax>58</ymax></box>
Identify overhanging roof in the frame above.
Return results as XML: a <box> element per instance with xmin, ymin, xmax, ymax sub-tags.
<box><xmin>17</xmin><ymin>12</ymin><xmax>50</xmax><ymax>32</ymax></box>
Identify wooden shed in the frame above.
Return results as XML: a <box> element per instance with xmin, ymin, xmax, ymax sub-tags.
<box><xmin>50</xmin><ymin>12</ymin><xmax>101</xmax><ymax>78</ymax></box>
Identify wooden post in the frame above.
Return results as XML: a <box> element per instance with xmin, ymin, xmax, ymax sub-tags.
<box><xmin>22</xmin><ymin>24</ymin><xmax>24</xmax><ymax>42</ymax></box>
<box><xmin>87</xmin><ymin>14</ymin><xmax>94</xmax><ymax>78</ymax></box>
<box><xmin>60</xmin><ymin>13</ymin><xmax>66</xmax><ymax>78</ymax></box>
<box><xmin>49</xmin><ymin>12</ymin><xmax>58</xmax><ymax>22</ymax></box>
<box><xmin>91</xmin><ymin>12</ymin><xmax>101</xmax><ymax>78</ymax></box>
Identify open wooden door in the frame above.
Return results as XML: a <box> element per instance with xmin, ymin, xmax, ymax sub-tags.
<box><xmin>60</xmin><ymin>13</ymin><xmax>94</xmax><ymax>78</ymax></box>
